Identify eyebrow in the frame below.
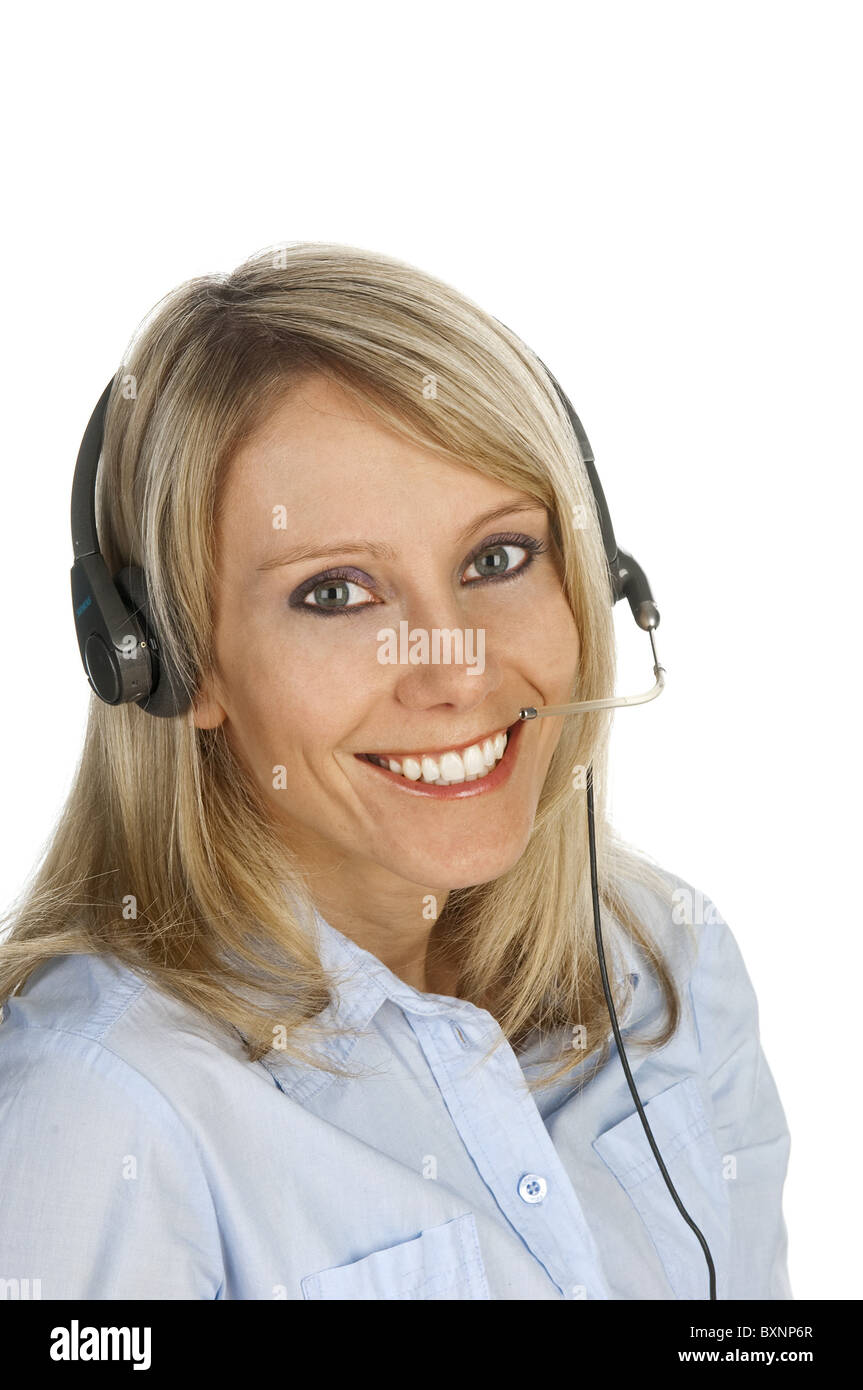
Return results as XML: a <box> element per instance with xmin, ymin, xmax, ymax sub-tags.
<box><xmin>255</xmin><ymin>501</ymin><xmax>547</xmax><ymax>572</ymax></box>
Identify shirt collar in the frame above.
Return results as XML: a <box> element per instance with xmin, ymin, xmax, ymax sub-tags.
<box><xmin>257</xmin><ymin>895</ymin><xmax>644</xmax><ymax>1097</ymax></box>
<box><xmin>309</xmin><ymin>903</ymin><xmax>644</xmax><ymax>1037</ymax></box>
<box><xmin>258</xmin><ymin>878</ymin><xmax>642</xmax><ymax>1073</ymax></box>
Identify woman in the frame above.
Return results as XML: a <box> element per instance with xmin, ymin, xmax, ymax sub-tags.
<box><xmin>0</xmin><ymin>242</ymin><xmax>791</xmax><ymax>1300</ymax></box>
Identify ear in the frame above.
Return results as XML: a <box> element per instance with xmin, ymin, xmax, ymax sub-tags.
<box><xmin>191</xmin><ymin>671</ymin><xmax>227</xmax><ymax>730</ymax></box>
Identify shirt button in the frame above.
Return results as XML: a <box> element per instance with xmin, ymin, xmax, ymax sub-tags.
<box><xmin>517</xmin><ymin>1173</ymin><xmax>548</xmax><ymax>1204</ymax></box>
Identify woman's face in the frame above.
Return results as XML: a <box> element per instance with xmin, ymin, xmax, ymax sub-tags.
<box><xmin>194</xmin><ymin>371</ymin><xmax>580</xmax><ymax>902</ymax></box>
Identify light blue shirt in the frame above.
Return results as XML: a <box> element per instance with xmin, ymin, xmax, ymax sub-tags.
<box><xmin>0</xmin><ymin>871</ymin><xmax>792</xmax><ymax>1300</ymax></box>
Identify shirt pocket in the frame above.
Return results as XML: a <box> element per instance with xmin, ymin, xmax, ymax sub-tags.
<box><xmin>592</xmin><ymin>1076</ymin><xmax>731</xmax><ymax>1300</ymax></box>
<box><xmin>300</xmin><ymin>1212</ymin><xmax>492</xmax><ymax>1300</ymax></box>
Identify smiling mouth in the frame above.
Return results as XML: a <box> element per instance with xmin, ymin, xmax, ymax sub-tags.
<box><xmin>357</xmin><ymin>722</ymin><xmax>517</xmax><ymax>787</ymax></box>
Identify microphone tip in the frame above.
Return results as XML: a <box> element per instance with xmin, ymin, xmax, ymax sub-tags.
<box><xmin>635</xmin><ymin>601</ymin><xmax>660</xmax><ymax>631</ymax></box>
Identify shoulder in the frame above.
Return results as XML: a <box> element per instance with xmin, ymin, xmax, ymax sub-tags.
<box><xmin>609</xmin><ymin>860</ymin><xmax>773</xmax><ymax>1068</ymax></box>
<box><xmin>1</xmin><ymin>951</ymin><xmax>149</xmax><ymax>1039</ymax></box>
<box><xmin>613</xmin><ymin>861</ymin><xmax>750</xmax><ymax>990</ymax></box>
<box><xmin>0</xmin><ymin>954</ymin><xmax>230</xmax><ymax>1297</ymax></box>
<box><xmin>0</xmin><ymin>951</ymin><xmax>250</xmax><ymax>1121</ymax></box>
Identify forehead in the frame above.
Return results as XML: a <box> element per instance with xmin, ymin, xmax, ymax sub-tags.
<box><xmin>237</xmin><ymin>374</ymin><xmax>405</xmax><ymax>489</ymax></box>
<box><xmin>218</xmin><ymin>371</ymin><xmax>539</xmax><ymax>548</ymax></box>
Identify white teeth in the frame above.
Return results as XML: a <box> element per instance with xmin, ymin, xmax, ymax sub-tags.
<box><xmin>462</xmin><ymin>744</ymin><xmax>487</xmax><ymax>777</ymax></box>
<box><xmin>439</xmin><ymin>752</ymin><xmax>466</xmax><ymax>783</ymax></box>
<box><xmin>365</xmin><ymin>729</ymin><xmax>510</xmax><ymax>785</ymax></box>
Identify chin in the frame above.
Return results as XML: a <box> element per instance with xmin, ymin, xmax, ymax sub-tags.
<box><xmin>386</xmin><ymin>826</ymin><xmax>533</xmax><ymax>894</ymax></box>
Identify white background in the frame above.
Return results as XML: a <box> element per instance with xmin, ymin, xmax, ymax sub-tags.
<box><xmin>1</xmin><ymin>0</ymin><xmax>860</xmax><ymax>1300</ymax></box>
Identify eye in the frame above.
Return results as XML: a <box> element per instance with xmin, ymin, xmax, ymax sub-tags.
<box><xmin>462</xmin><ymin>536</ymin><xmax>546</xmax><ymax>584</ymax></box>
<box><xmin>293</xmin><ymin>569</ymin><xmax>378</xmax><ymax>616</ymax></box>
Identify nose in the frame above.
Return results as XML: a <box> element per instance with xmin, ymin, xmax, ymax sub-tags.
<box><xmin>383</xmin><ymin>592</ymin><xmax>503</xmax><ymax>716</ymax></box>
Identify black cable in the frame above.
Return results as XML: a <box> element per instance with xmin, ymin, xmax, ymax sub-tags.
<box><xmin>586</xmin><ymin>761</ymin><xmax>717</xmax><ymax>1301</ymax></box>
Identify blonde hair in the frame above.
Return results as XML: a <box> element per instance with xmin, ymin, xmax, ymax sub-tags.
<box><xmin>0</xmin><ymin>241</ymin><xmax>688</xmax><ymax>1092</ymax></box>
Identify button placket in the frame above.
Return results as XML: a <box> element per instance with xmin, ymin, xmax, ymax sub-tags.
<box><xmin>407</xmin><ymin>1011</ymin><xmax>613</xmax><ymax>1299</ymax></box>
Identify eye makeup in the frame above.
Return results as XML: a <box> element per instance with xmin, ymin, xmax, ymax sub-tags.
<box><xmin>287</xmin><ymin>531</ymin><xmax>549</xmax><ymax>617</ymax></box>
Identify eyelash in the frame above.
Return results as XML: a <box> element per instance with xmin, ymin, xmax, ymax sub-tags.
<box><xmin>288</xmin><ymin>532</ymin><xmax>549</xmax><ymax>617</ymax></box>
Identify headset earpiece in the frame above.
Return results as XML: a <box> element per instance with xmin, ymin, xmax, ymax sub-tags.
<box><xmin>70</xmin><ymin>374</ymin><xmax>192</xmax><ymax>719</ymax></box>
<box><xmin>113</xmin><ymin>565</ymin><xmax>192</xmax><ymax>719</ymax></box>
<box><xmin>70</xmin><ymin>548</ymin><xmax>153</xmax><ymax>706</ymax></box>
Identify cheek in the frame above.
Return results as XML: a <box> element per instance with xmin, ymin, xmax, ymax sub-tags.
<box><xmin>220</xmin><ymin>627</ymin><xmax>359</xmax><ymax>776</ymax></box>
<box><xmin>518</xmin><ymin>586</ymin><xmax>579</xmax><ymax>686</ymax></box>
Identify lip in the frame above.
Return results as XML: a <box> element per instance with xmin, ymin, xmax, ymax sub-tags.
<box><xmin>354</xmin><ymin>718</ymin><xmax>525</xmax><ymax>799</ymax></box>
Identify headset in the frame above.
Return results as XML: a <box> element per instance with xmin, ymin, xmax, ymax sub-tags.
<box><xmin>70</xmin><ymin>339</ymin><xmax>717</xmax><ymax>1301</ymax></box>
<box><xmin>70</xmin><ymin>372</ymin><xmax>189</xmax><ymax>718</ymax></box>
